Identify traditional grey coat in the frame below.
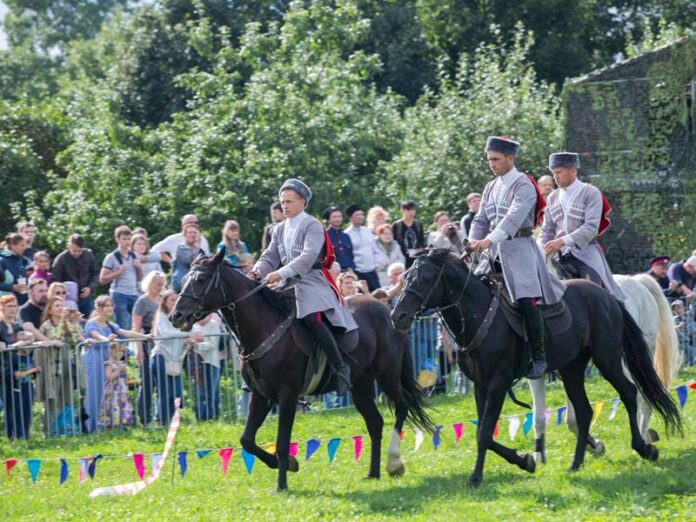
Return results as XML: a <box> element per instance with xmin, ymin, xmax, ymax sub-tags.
<box><xmin>253</xmin><ymin>212</ymin><xmax>358</xmax><ymax>332</ymax></box>
<box><xmin>469</xmin><ymin>168</ymin><xmax>565</xmax><ymax>304</ymax></box>
<box><xmin>538</xmin><ymin>181</ymin><xmax>626</xmax><ymax>301</ymax></box>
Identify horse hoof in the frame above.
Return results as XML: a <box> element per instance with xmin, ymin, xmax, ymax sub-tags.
<box><xmin>588</xmin><ymin>441</ymin><xmax>606</xmax><ymax>457</ymax></box>
<box><xmin>533</xmin><ymin>451</ymin><xmax>546</xmax><ymax>465</ymax></box>
<box><xmin>568</xmin><ymin>463</ymin><xmax>582</xmax><ymax>472</ymax></box>
<box><xmin>644</xmin><ymin>444</ymin><xmax>659</xmax><ymax>462</ymax></box>
<box><xmin>288</xmin><ymin>456</ymin><xmax>300</xmax><ymax>473</ymax></box>
<box><xmin>364</xmin><ymin>474</ymin><xmax>380</xmax><ymax>480</ymax></box>
<box><xmin>387</xmin><ymin>460</ymin><xmax>405</xmax><ymax>477</ymax></box>
<box><xmin>523</xmin><ymin>454</ymin><xmax>536</xmax><ymax>474</ymax></box>
<box><xmin>647</xmin><ymin>429</ymin><xmax>660</xmax><ymax>443</ymax></box>
<box><xmin>468</xmin><ymin>474</ymin><xmax>482</xmax><ymax>488</ymax></box>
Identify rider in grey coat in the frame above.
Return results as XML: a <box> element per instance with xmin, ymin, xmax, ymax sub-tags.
<box><xmin>253</xmin><ymin>178</ymin><xmax>357</xmax><ymax>394</ymax></box>
<box><xmin>538</xmin><ymin>152</ymin><xmax>626</xmax><ymax>301</ymax></box>
<box><xmin>469</xmin><ymin>137</ymin><xmax>566</xmax><ymax>379</ymax></box>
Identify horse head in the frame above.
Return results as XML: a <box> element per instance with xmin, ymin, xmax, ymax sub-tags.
<box><xmin>170</xmin><ymin>247</ymin><xmax>232</xmax><ymax>331</ymax></box>
<box><xmin>391</xmin><ymin>249</ymin><xmax>456</xmax><ymax>331</ymax></box>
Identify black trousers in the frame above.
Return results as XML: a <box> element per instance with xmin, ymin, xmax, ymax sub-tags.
<box><xmin>556</xmin><ymin>253</ymin><xmax>603</xmax><ymax>286</ymax></box>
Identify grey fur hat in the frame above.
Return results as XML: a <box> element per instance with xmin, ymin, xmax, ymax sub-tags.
<box><xmin>485</xmin><ymin>136</ymin><xmax>520</xmax><ymax>157</ymax></box>
<box><xmin>548</xmin><ymin>152</ymin><xmax>580</xmax><ymax>169</ymax></box>
<box><xmin>279</xmin><ymin>178</ymin><xmax>312</xmax><ymax>203</ymax></box>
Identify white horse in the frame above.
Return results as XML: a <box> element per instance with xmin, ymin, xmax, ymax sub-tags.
<box><xmin>529</xmin><ymin>272</ymin><xmax>679</xmax><ymax>464</ymax></box>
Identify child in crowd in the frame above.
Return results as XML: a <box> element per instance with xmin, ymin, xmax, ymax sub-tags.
<box><xmin>99</xmin><ymin>342</ymin><xmax>134</xmax><ymax>429</ymax></box>
<box><xmin>32</xmin><ymin>251</ymin><xmax>52</xmax><ymax>284</ymax></box>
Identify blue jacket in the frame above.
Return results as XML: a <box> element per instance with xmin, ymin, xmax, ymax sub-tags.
<box><xmin>0</xmin><ymin>248</ymin><xmax>31</xmax><ymax>305</ymax></box>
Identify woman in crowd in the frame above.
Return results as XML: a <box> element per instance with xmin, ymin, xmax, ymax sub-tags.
<box><xmin>0</xmin><ymin>294</ymin><xmax>38</xmax><ymax>439</ymax></box>
<box><xmin>132</xmin><ymin>270</ymin><xmax>166</xmax><ymax>427</ymax></box>
<box><xmin>188</xmin><ymin>312</ymin><xmax>223</xmax><ymax>421</ymax></box>
<box><xmin>38</xmin><ymin>296</ymin><xmax>85</xmax><ymax>435</ymax></box>
<box><xmin>152</xmin><ymin>290</ymin><xmax>201</xmax><ymax>425</ymax></box>
<box><xmin>82</xmin><ymin>295</ymin><xmax>150</xmax><ymax>433</ymax></box>
<box><xmin>132</xmin><ymin>233</ymin><xmax>169</xmax><ymax>283</ymax></box>
<box><xmin>374</xmin><ymin>224</ymin><xmax>405</xmax><ymax>287</ymax></box>
<box><xmin>366</xmin><ymin>206</ymin><xmax>390</xmax><ymax>233</ymax></box>
<box><xmin>337</xmin><ymin>271</ymin><xmax>368</xmax><ymax>301</ymax></box>
<box><xmin>218</xmin><ymin>220</ymin><xmax>249</xmax><ymax>267</ymax></box>
<box><xmin>427</xmin><ymin>211</ymin><xmax>465</xmax><ymax>254</ymax></box>
<box><xmin>0</xmin><ymin>233</ymin><xmax>31</xmax><ymax>305</ymax></box>
<box><xmin>172</xmin><ymin>225</ymin><xmax>203</xmax><ymax>292</ymax></box>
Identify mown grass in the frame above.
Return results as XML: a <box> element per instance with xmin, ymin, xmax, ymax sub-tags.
<box><xmin>1</xmin><ymin>369</ymin><xmax>695</xmax><ymax>521</ymax></box>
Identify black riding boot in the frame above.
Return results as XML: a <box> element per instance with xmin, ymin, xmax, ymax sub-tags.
<box><xmin>519</xmin><ymin>299</ymin><xmax>547</xmax><ymax>380</ymax></box>
<box><xmin>302</xmin><ymin>316</ymin><xmax>352</xmax><ymax>395</ymax></box>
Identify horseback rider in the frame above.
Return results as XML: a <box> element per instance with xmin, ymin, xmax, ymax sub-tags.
<box><xmin>251</xmin><ymin>178</ymin><xmax>357</xmax><ymax>395</ymax></box>
<box><xmin>538</xmin><ymin>152</ymin><xmax>626</xmax><ymax>301</ymax></box>
<box><xmin>468</xmin><ymin>136</ymin><xmax>566</xmax><ymax>379</ymax></box>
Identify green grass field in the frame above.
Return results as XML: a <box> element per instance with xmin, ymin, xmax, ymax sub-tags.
<box><xmin>2</xmin><ymin>369</ymin><xmax>695</xmax><ymax>521</ymax></box>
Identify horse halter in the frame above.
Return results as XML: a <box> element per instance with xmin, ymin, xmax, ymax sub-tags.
<box><xmin>405</xmin><ymin>255</ymin><xmax>470</xmax><ymax>317</ymax></box>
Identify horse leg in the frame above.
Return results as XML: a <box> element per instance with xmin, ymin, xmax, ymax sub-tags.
<box><xmin>351</xmin><ymin>376</ymin><xmax>385</xmax><ymax>479</ymax></box>
<box><xmin>565</xmin><ymin>390</ymin><xmax>606</xmax><ymax>457</ymax></box>
<box><xmin>622</xmin><ymin>362</ymin><xmax>656</xmax><ymax>444</ymax></box>
<box><xmin>528</xmin><ymin>377</ymin><xmax>547</xmax><ymax>464</ymax></box>
<box><xmin>558</xmin><ymin>362</ymin><xmax>593</xmax><ymax>471</ymax></box>
<box><xmin>275</xmin><ymin>389</ymin><xmax>299</xmax><ymax>492</ymax></box>
<box><xmin>240</xmin><ymin>391</ymin><xmax>280</xmax><ymax>469</ymax></box>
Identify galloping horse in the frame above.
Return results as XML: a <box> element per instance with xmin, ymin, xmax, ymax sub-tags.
<box><xmin>170</xmin><ymin>249</ymin><xmax>434</xmax><ymax>491</ymax></box>
<box><xmin>391</xmin><ymin>249</ymin><xmax>682</xmax><ymax>487</ymax></box>
<box><xmin>528</xmin><ymin>271</ymin><xmax>680</xmax><ymax>463</ymax></box>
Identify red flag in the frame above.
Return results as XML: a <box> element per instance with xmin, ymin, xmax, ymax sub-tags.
<box><xmin>527</xmin><ymin>176</ymin><xmax>547</xmax><ymax>227</ymax></box>
<box><xmin>689</xmin><ymin>383</ymin><xmax>696</xmax><ymax>390</ymax></box>
<box><xmin>493</xmin><ymin>422</ymin><xmax>499</xmax><ymax>440</ymax></box>
<box><xmin>218</xmin><ymin>448</ymin><xmax>234</xmax><ymax>476</ymax></box>
<box><xmin>5</xmin><ymin>459</ymin><xmax>18</xmax><ymax>475</ymax></box>
<box><xmin>321</xmin><ymin>228</ymin><xmax>343</xmax><ymax>304</ymax></box>
<box><xmin>598</xmin><ymin>193</ymin><xmax>613</xmax><ymax>237</ymax></box>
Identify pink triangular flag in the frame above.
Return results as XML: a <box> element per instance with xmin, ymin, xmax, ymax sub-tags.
<box><xmin>453</xmin><ymin>423</ymin><xmax>463</xmax><ymax>445</ymax></box>
<box><xmin>132</xmin><ymin>453</ymin><xmax>145</xmax><ymax>480</ymax></box>
<box><xmin>352</xmin><ymin>436</ymin><xmax>363</xmax><ymax>461</ymax></box>
<box><xmin>289</xmin><ymin>442</ymin><xmax>298</xmax><ymax>458</ymax></box>
<box><xmin>544</xmin><ymin>408</ymin><xmax>553</xmax><ymax>426</ymax></box>
<box><xmin>219</xmin><ymin>448</ymin><xmax>234</xmax><ymax>476</ymax></box>
<box><xmin>5</xmin><ymin>459</ymin><xmax>18</xmax><ymax>475</ymax></box>
<box><xmin>78</xmin><ymin>458</ymin><xmax>89</xmax><ymax>484</ymax></box>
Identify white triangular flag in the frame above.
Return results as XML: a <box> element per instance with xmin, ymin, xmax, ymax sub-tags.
<box><xmin>151</xmin><ymin>453</ymin><xmax>163</xmax><ymax>473</ymax></box>
<box><xmin>608</xmin><ymin>398</ymin><xmax>621</xmax><ymax>420</ymax></box>
<box><xmin>508</xmin><ymin>416</ymin><xmax>521</xmax><ymax>441</ymax></box>
<box><xmin>414</xmin><ymin>429</ymin><xmax>424</xmax><ymax>451</ymax></box>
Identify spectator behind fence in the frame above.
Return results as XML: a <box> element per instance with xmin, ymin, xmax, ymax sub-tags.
<box><xmin>380</xmin><ymin>262</ymin><xmax>405</xmax><ymax>307</ymax></box>
<box><xmin>17</xmin><ymin>222</ymin><xmax>37</xmax><ymax>261</ymax></box>
<box><xmin>172</xmin><ymin>225</ymin><xmax>204</xmax><ymax>292</ymax></box>
<box><xmin>32</xmin><ymin>251</ymin><xmax>52</xmax><ymax>284</ymax></box>
<box><xmin>152</xmin><ymin>290</ymin><xmax>200</xmax><ymax>426</ymax></box>
<box><xmin>672</xmin><ymin>300</ymin><xmax>695</xmax><ymax>366</ymax></box>
<box><xmin>100</xmin><ymin>225</ymin><xmax>142</xmax><ymax>330</ymax></box>
<box><xmin>132</xmin><ymin>271</ymin><xmax>166</xmax><ymax>428</ymax></box>
<box><xmin>392</xmin><ymin>200</ymin><xmax>425</xmax><ymax>268</ymax></box>
<box><xmin>218</xmin><ymin>220</ymin><xmax>249</xmax><ymax>267</ymax></box>
<box><xmin>262</xmin><ymin>202</ymin><xmax>284</xmax><ymax>250</ymax></box>
<box><xmin>19</xmin><ymin>278</ymin><xmax>55</xmax><ymax>345</ymax></box>
<box><xmin>0</xmin><ymin>233</ymin><xmax>31</xmax><ymax>305</ymax></box>
<box><xmin>374</xmin><ymin>224</ymin><xmax>405</xmax><ymax>287</ymax></box>
<box><xmin>366</xmin><ymin>206</ymin><xmax>390</xmax><ymax>233</ymax></box>
<box><xmin>428</xmin><ymin>212</ymin><xmax>466</xmax><ymax>255</ymax></box>
<box><xmin>667</xmin><ymin>256</ymin><xmax>696</xmax><ymax>299</ymax></box>
<box><xmin>324</xmin><ymin>206</ymin><xmax>356</xmax><ymax>273</ymax></box>
<box><xmin>38</xmin><ymin>296</ymin><xmax>84</xmax><ymax>435</ymax></box>
<box><xmin>83</xmin><ymin>295</ymin><xmax>150</xmax><ymax>433</ymax></box>
<box><xmin>100</xmin><ymin>342</ymin><xmax>134</xmax><ymax>429</ymax></box>
<box><xmin>1</xmin><ymin>294</ymin><xmax>38</xmax><ymax>439</ymax></box>
<box><xmin>646</xmin><ymin>256</ymin><xmax>672</xmax><ymax>297</ymax></box>
<box><xmin>460</xmin><ymin>192</ymin><xmax>481</xmax><ymax>237</ymax></box>
<box><xmin>188</xmin><ymin>313</ymin><xmax>223</xmax><ymax>421</ymax></box>
<box><xmin>152</xmin><ymin>214</ymin><xmax>211</xmax><ymax>258</ymax></box>
<box><xmin>51</xmin><ymin>234</ymin><xmax>100</xmax><ymax>317</ymax></box>
<box><xmin>131</xmin><ymin>233</ymin><xmax>168</xmax><ymax>282</ymax></box>
<box><xmin>337</xmin><ymin>271</ymin><xmax>368</xmax><ymax>301</ymax></box>
<box><xmin>345</xmin><ymin>204</ymin><xmax>381</xmax><ymax>292</ymax></box>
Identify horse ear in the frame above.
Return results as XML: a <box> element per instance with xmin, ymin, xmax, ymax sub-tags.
<box><xmin>211</xmin><ymin>247</ymin><xmax>226</xmax><ymax>266</ymax></box>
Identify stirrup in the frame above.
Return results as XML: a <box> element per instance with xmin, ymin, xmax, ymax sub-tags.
<box><xmin>526</xmin><ymin>359</ymin><xmax>547</xmax><ymax>380</ymax></box>
<box><xmin>334</xmin><ymin>367</ymin><xmax>352</xmax><ymax>395</ymax></box>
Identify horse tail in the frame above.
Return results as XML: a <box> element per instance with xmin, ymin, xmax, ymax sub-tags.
<box><xmin>396</xmin><ymin>334</ymin><xmax>436</xmax><ymax>433</ymax></box>
<box><xmin>620</xmin><ymin>303</ymin><xmax>683</xmax><ymax>436</ymax></box>
<box><xmin>632</xmin><ymin>273</ymin><xmax>680</xmax><ymax>386</ymax></box>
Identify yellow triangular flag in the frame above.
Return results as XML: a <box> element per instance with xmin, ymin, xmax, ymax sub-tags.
<box><xmin>591</xmin><ymin>401</ymin><xmax>605</xmax><ymax>425</ymax></box>
<box><xmin>263</xmin><ymin>443</ymin><xmax>277</xmax><ymax>454</ymax></box>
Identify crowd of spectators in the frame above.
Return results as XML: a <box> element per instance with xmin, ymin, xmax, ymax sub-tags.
<box><xmin>1</xmin><ymin>194</ymin><xmax>695</xmax><ymax>439</ymax></box>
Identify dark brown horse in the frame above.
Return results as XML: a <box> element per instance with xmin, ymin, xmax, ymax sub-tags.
<box><xmin>170</xmin><ymin>249</ymin><xmax>434</xmax><ymax>491</ymax></box>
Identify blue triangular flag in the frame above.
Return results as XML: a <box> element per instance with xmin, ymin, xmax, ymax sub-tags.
<box><xmin>432</xmin><ymin>425</ymin><xmax>443</xmax><ymax>450</ymax></box>
<box><xmin>87</xmin><ymin>455</ymin><xmax>102</xmax><ymax>479</ymax></box>
<box><xmin>470</xmin><ymin>419</ymin><xmax>480</xmax><ymax>427</ymax></box>
<box><xmin>196</xmin><ymin>449</ymin><xmax>212</xmax><ymax>459</ymax></box>
<box><xmin>305</xmin><ymin>439</ymin><xmax>321</xmax><ymax>461</ymax></box>
<box><xmin>59</xmin><ymin>459</ymin><xmax>69</xmax><ymax>485</ymax></box>
<box><xmin>327</xmin><ymin>438</ymin><xmax>340</xmax><ymax>463</ymax></box>
<box><xmin>178</xmin><ymin>451</ymin><xmax>188</xmax><ymax>478</ymax></box>
<box><xmin>241</xmin><ymin>449</ymin><xmax>255</xmax><ymax>475</ymax></box>
<box><xmin>523</xmin><ymin>412</ymin><xmax>533</xmax><ymax>436</ymax></box>
<box><xmin>676</xmin><ymin>385</ymin><xmax>688</xmax><ymax>409</ymax></box>
<box><xmin>556</xmin><ymin>406</ymin><xmax>566</xmax><ymax>426</ymax></box>
<box><xmin>27</xmin><ymin>459</ymin><xmax>41</xmax><ymax>484</ymax></box>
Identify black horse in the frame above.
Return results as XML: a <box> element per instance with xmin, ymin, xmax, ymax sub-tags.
<box><xmin>391</xmin><ymin>249</ymin><xmax>682</xmax><ymax>487</ymax></box>
<box><xmin>170</xmin><ymin>249</ymin><xmax>434</xmax><ymax>491</ymax></box>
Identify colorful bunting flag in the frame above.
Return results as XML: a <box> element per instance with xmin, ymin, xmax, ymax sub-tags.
<box><xmin>289</xmin><ymin>442</ymin><xmax>298</xmax><ymax>458</ymax></box>
<box><xmin>79</xmin><ymin>458</ymin><xmax>89</xmax><ymax>483</ymax></box>
<box><xmin>263</xmin><ymin>443</ymin><xmax>276</xmax><ymax>454</ymax></box>
<box><xmin>523</xmin><ymin>412</ymin><xmax>533</xmax><ymax>436</ymax></box>
<box><xmin>471</xmin><ymin>419</ymin><xmax>480</xmax><ymax>427</ymax></box>
<box><xmin>544</xmin><ymin>409</ymin><xmax>553</xmax><ymax>426</ymax></box>
<box><xmin>306</xmin><ymin>439</ymin><xmax>321</xmax><ymax>461</ymax></box>
<box><xmin>608</xmin><ymin>399</ymin><xmax>621</xmax><ymax>420</ymax></box>
<box><xmin>414</xmin><ymin>429</ymin><xmax>424</xmax><ymax>451</ymax></box>
<box><xmin>689</xmin><ymin>383</ymin><xmax>696</xmax><ymax>390</ymax></box>
<box><xmin>592</xmin><ymin>402</ymin><xmax>605</xmax><ymax>425</ymax></box>
<box><xmin>676</xmin><ymin>385</ymin><xmax>688</xmax><ymax>409</ymax></box>
<box><xmin>241</xmin><ymin>449</ymin><xmax>255</xmax><ymax>475</ymax></box>
<box><xmin>399</xmin><ymin>431</ymin><xmax>405</xmax><ymax>441</ymax></box>
<box><xmin>27</xmin><ymin>459</ymin><xmax>41</xmax><ymax>484</ymax></box>
<box><xmin>87</xmin><ymin>455</ymin><xmax>102</xmax><ymax>479</ymax></box>
<box><xmin>353</xmin><ymin>436</ymin><xmax>363</xmax><ymax>461</ymax></box>
<box><xmin>196</xmin><ymin>450</ymin><xmax>212</xmax><ymax>459</ymax></box>
<box><xmin>453</xmin><ymin>423</ymin><xmax>463</xmax><ymax>445</ymax></box>
<box><xmin>557</xmin><ymin>406</ymin><xmax>566</xmax><ymax>426</ymax></box>
<box><xmin>133</xmin><ymin>454</ymin><xmax>145</xmax><ymax>480</ymax></box>
<box><xmin>151</xmin><ymin>453</ymin><xmax>163</xmax><ymax>474</ymax></box>
<box><xmin>508</xmin><ymin>416</ymin><xmax>521</xmax><ymax>441</ymax></box>
<box><xmin>327</xmin><ymin>438</ymin><xmax>340</xmax><ymax>463</ymax></box>
<box><xmin>59</xmin><ymin>459</ymin><xmax>69</xmax><ymax>485</ymax></box>
<box><xmin>493</xmin><ymin>421</ymin><xmax>499</xmax><ymax>440</ymax></box>
<box><xmin>219</xmin><ymin>448</ymin><xmax>233</xmax><ymax>476</ymax></box>
<box><xmin>432</xmin><ymin>426</ymin><xmax>442</xmax><ymax>450</ymax></box>
<box><xmin>5</xmin><ymin>459</ymin><xmax>18</xmax><ymax>476</ymax></box>
<box><xmin>178</xmin><ymin>451</ymin><xmax>188</xmax><ymax>478</ymax></box>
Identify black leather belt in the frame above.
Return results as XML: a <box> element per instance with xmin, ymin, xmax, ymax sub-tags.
<box><xmin>507</xmin><ymin>227</ymin><xmax>533</xmax><ymax>239</ymax></box>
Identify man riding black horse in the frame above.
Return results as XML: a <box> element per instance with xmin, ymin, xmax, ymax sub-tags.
<box><xmin>251</xmin><ymin>178</ymin><xmax>354</xmax><ymax>394</ymax></box>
